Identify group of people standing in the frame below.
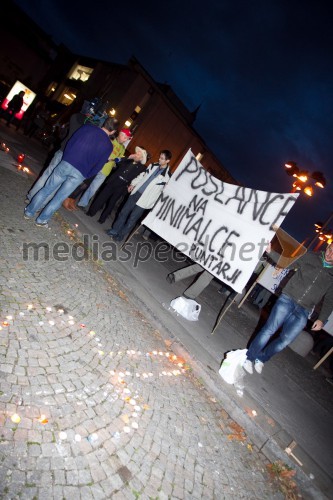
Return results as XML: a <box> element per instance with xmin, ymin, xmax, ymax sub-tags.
<box><xmin>22</xmin><ymin>109</ymin><xmax>333</xmax><ymax>379</ymax></box>
<box><xmin>24</xmin><ymin>110</ymin><xmax>172</xmax><ymax>243</ymax></box>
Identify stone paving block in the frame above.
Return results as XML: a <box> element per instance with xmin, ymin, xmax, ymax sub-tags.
<box><xmin>66</xmin><ymin>469</ymin><xmax>80</xmax><ymax>485</ymax></box>
<box><xmin>53</xmin><ymin>469</ymin><xmax>66</xmax><ymax>484</ymax></box>
<box><xmin>78</xmin><ymin>468</ymin><xmax>92</xmax><ymax>485</ymax></box>
<box><xmin>52</xmin><ymin>485</ymin><xmax>64</xmax><ymax>497</ymax></box>
<box><xmin>90</xmin><ymin>483</ymin><xmax>107</xmax><ymax>499</ymax></box>
<box><xmin>90</xmin><ymin>465</ymin><xmax>107</xmax><ymax>483</ymax></box>
<box><xmin>80</xmin><ymin>485</ymin><xmax>94</xmax><ymax>499</ymax></box>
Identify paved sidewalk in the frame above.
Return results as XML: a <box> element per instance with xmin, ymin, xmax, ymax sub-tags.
<box><xmin>1</xmin><ymin>126</ymin><xmax>331</xmax><ymax>499</ymax></box>
<box><xmin>0</xmin><ymin>149</ymin><xmax>289</xmax><ymax>498</ymax></box>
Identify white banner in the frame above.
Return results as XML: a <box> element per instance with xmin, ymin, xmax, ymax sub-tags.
<box><xmin>143</xmin><ymin>150</ymin><xmax>298</xmax><ymax>293</ymax></box>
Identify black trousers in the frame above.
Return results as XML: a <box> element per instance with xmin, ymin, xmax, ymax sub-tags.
<box><xmin>87</xmin><ymin>176</ymin><xmax>128</xmax><ymax>223</ymax></box>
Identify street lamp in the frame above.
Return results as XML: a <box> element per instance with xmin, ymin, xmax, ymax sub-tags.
<box><xmin>307</xmin><ymin>213</ymin><xmax>333</xmax><ymax>249</ymax></box>
<box><xmin>284</xmin><ymin>162</ymin><xmax>326</xmax><ymax>196</ymax></box>
<box><xmin>314</xmin><ymin>221</ymin><xmax>333</xmax><ymax>244</ymax></box>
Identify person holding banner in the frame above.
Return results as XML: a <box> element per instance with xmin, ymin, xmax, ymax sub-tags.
<box><xmin>106</xmin><ymin>150</ymin><xmax>172</xmax><ymax>242</ymax></box>
<box><xmin>243</xmin><ymin>243</ymin><xmax>333</xmax><ymax>374</ymax></box>
<box><xmin>86</xmin><ymin>146</ymin><xmax>148</xmax><ymax>223</ymax></box>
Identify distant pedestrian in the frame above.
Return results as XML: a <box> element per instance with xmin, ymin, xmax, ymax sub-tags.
<box><xmin>1</xmin><ymin>90</ymin><xmax>25</xmax><ymax>127</ymax></box>
<box><xmin>106</xmin><ymin>150</ymin><xmax>172</xmax><ymax>242</ymax></box>
<box><xmin>242</xmin><ymin>243</ymin><xmax>333</xmax><ymax>375</ymax></box>
<box><xmin>86</xmin><ymin>146</ymin><xmax>148</xmax><ymax>223</ymax></box>
<box><xmin>24</xmin><ymin>117</ymin><xmax>119</xmax><ymax>227</ymax></box>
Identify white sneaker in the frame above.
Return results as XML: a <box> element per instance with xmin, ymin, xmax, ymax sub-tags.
<box><xmin>254</xmin><ymin>359</ymin><xmax>264</xmax><ymax>374</ymax></box>
<box><xmin>242</xmin><ymin>359</ymin><xmax>253</xmax><ymax>374</ymax></box>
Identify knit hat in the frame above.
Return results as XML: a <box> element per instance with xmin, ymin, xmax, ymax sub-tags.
<box><xmin>120</xmin><ymin>128</ymin><xmax>132</xmax><ymax>138</ymax></box>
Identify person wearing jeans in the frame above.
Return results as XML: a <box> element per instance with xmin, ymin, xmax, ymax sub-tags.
<box><xmin>24</xmin><ymin>161</ymin><xmax>85</xmax><ymax>224</ymax></box>
<box><xmin>24</xmin><ymin>118</ymin><xmax>118</xmax><ymax>227</ymax></box>
<box><xmin>107</xmin><ymin>150</ymin><xmax>172</xmax><ymax>242</ymax></box>
<box><xmin>26</xmin><ymin>112</ymin><xmax>86</xmax><ymax>203</ymax></box>
<box><xmin>246</xmin><ymin>293</ymin><xmax>308</xmax><ymax>363</ymax></box>
<box><xmin>108</xmin><ymin>191</ymin><xmax>145</xmax><ymax>241</ymax></box>
<box><xmin>242</xmin><ymin>243</ymin><xmax>333</xmax><ymax>375</ymax></box>
<box><xmin>26</xmin><ymin>149</ymin><xmax>63</xmax><ymax>204</ymax></box>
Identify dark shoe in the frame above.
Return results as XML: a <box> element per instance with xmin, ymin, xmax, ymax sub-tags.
<box><xmin>98</xmin><ymin>218</ymin><xmax>106</xmax><ymax>224</ymax></box>
<box><xmin>166</xmin><ymin>273</ymin><xmax>175</xmax><ymax>284</ymax></box>
<box><xmin>106</xmin><ymin>228</ymin><xmax>118</xmax><ymax>236</ymax></box>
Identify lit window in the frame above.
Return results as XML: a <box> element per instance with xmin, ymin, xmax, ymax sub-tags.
<box><xmin>68</xmin><ymin>65</ymin><xmax>93</xmax><ymax>82</ymax></box>
<box><xmin>46</xmin><ymin>82</ymin><xmax>58</xmax><ymax>96</ymax></box>
<box><xmin>125</xmin><ymin>119</ymin><xmax>132</xmax><ymax>127</ymax></box>
<box><xmin>57</xmin><ymin>87</ymin><xmax>78</xmax><ymax>106</ymax></box>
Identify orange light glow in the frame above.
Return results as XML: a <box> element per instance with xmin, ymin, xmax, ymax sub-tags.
<box><xmin>303</xmin><ymin>186</ymin><xmax>313</xmax><ymax>196</ymax></box>
<box><xmin>37</xmin><ymin>415</ymin><xmax>49</xmax><ymax>424</ymax></box>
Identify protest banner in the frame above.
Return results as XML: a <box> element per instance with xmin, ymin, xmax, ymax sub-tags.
<box><xmin>143</xmin><ymin>149</ymin><xmax>298</xmax><ymax>293</ymax></box>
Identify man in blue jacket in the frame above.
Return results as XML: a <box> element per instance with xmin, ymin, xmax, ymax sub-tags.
<box><xmin>243</xmin><ymin>243</ymin><xmax>333</xmax><ymax>374</ymax></box>
<box><xmin>24</xmin><ymin>117</ymin><xmax>118</xmax><ymax>228</ymax></box>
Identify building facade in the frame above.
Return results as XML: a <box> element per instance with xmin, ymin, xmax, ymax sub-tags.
<box><xmin>2</xmin><ymin>0</ymin><xmax>237</xmax><ymax>182</ymax></box>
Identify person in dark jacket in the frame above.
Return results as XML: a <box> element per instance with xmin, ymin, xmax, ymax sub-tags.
<box><xmin>243</xmin><ymin>243</ymin><xmax>333</xmax><ymax>374</ymax></box>
<box><xmin>86</xmin><ymin>146</ymin><xmax>147</xmax><ymax>223</ymax></box>
<box><xmin>26</xmin><ymin>112</ymin><xmax>86</xmax><ymax>203</ymax></box>
<box><xmin>24</xmin><ymin>117</ymin><xmax>118</xmax><ymax>227</ymax></box>
<box><xmin>3</xmin><ymin>90</ymin><xmax>25</xmax><ymax>126</ymax></box>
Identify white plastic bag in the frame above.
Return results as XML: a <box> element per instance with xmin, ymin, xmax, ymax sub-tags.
<box><xmin>219</xmin><ymin>349</ymin><xmax>248</xmax><ymax>384</ymax></box>
<box><xmin>170</xmin><ymin>296</ymin><xmax>201</xmax><ymax>321</ymax></box>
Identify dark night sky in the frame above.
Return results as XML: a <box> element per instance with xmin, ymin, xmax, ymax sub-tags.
<box><xmin>14</xmin><ymin>0</ymin><xmax>333</xmax><ymax>242</ymax></box>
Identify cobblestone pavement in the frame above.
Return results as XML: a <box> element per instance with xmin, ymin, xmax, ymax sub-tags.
<box><xmin>0</xmin><ymin>165</ymin><xmax>289</xmax><ymax>498</ymax></box>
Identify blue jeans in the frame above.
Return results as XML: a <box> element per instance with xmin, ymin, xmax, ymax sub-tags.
<box><xmin>246</xmin><ymin>293</ymin><xmax>309</xmax><ymax>363</ymax></box>
<box><xmin>78</xmin><ymin>171</ymin><xmax>106</xmax><ymax>207</ymax></box>
<box><xmin>27</xmin><ymin>149</ymin><xmax>63</xmax><ymax>202</ymax></box>
<box><xmin>112</xmin><ymin>192</ymin><xmax>145</xmax><ymax>240</ymax></box>
<box><xmin>25</xmin><ymin>160</ymin><xmax>85</xmax><ymax>223</ymax></box>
